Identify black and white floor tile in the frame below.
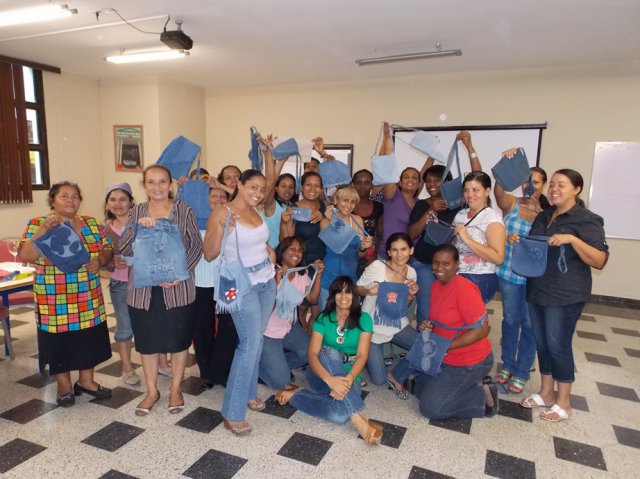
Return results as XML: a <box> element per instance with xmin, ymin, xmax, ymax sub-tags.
<box><xmin>1</xmin><ymin>286</ymin><xmax>639</xmax><ymax>478</ymax></box>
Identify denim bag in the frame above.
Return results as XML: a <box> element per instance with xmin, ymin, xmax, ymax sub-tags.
<box><xmin>393</xmin><ymin>125</ymin><xmax>447</xmax><ymax>163</ymax></box>
<box><xmin>318</xmin><ymin>160</ymin><xmax>352</xmax><ymax>189</ymax></box>
<box><xmin>370</xmin><ymin>124</ymin><xmax>399</xmax><ymax>185</ymax></box>
<box><xmin>491</xmin><ymin>147</ymin><xmax>530</xmax><ymax>192</ymax></box>
<box><xmin>156</xmin><ymin>135</ymin><xmax>202</xmax><ymax>180</ymax></box>
<box><xmin>32</xmin><ymin>221</ymin><xmax>90</xmax><ymax>273</ymax></box>
<box><xmin>440</xmin><ymin>141</ymin><xmax>463</xmax><ymax>209</ymax></box>
<box><xmin>130</xmin><ymin>219</ymin><xmax>190</xmax><ymax>288</ymax></box>
<box><xmin>374</xmin><ymin>282</ymin><xmax>409</xmax><ymax>329</ymax></box>
<box><xmin>291</xmin><ymin>206</ymin><xmax>312</xmax><ymax>222</ymax></box>
<box><xmin>318</xmin><ymin>210</ymin><xmax>366</xmax><ymax>255</ymax></box>
<box><xmin>406</xmin><ymin>312</ymin><xmax>487</xmax><ymax>376</ymax></box>
<box><xmin>423</xmin><ymin>219</ymin><xmax>455</xmax><ymax>246</ymax></box>
<box><xmin>212</xmin><ymin>211</ymin><xmax>253</xmax><ymax>314</ymax></box>
<box><xmin>273</xmin><ymin>137</ymin><xmax>304</xmax><ymax>193</ymax></box>
<box><xmin>177</xmin><ymin>162</ymin><xmax>211</xmax><ymax>230</ymax></box>
<box><xmin>247</xmin><ymin>126</ymin><xmax>263</xmax><ymax>172</ymax></box>
<box><xmin>275</xmin><ymin>264</ymin><xmax>318</xmax><ymax>320</ymax></box>
<box><xmin>511</xmin><ymin>236</ymin><xmax>567</xmax><ymax>277</ymax></box>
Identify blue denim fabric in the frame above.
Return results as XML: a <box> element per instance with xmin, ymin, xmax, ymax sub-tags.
<box><xmin>318</xmin><ymin>214</ymin><xmax>358</xmax><ymax>255</ymax></box>
<box><xmin>32</xmin><ymin>222</ymin><xmax>90</xmax><ymax>273</ymax></box>
<box><xmin>528</xmin><ymin>301</ymin><xmax>584</xmax><ymax>383</ymax></box>
<box><xmin>511</xmin><ymin>235</ymin><xmax>548</xmax><ymax>278</ymax></box>
<box><xmin>109</xmin><ymin>279</ymin><xmax>133</xmax><ymax>342</ymax></box>
<box><xmin>491</xmin><ymin>148</ymin><xmax>530</xmax><ymax>192</ymax></box>
<box><xmin>366</xmin><ymin>325</ymin><xmax>416</xmax><ymax>386</ymax></box>
<box><xmin>498</xmin><ymin>278</ymin><xmax>536</xmax><ymax>381</ymax></box>
<box><xmin>440</xmin><ymin>142</ymin><xmax>463</xmax><ymax>209</ymax></box>
<box><xmin>374</xmin><ymin>282</ymin><xmax>409</xmax><ymax>328</ymax></box>
<box><xmin>460</xmin><ymin>273</ymin><xmax>498</xmax><ymax>305</ymax></box>
<box><xmin>371</xmin><ymin>154</ymin><xmax>399</xmax><ymax>186</ymax></box>
<box><xmin>291</xmin><ymin>207</ymin><xmax>312</xmax><ymax>222</ymax></box>
<box><xmin>272</xmin><ymin>138</ymin><xmax>299</xmax><ymax>161</ymax></box>
<box><xmin>414</xmin><ymin>351</ymin><xmax>493</xmax><ymax>419</ymax></box>
<box><xmin>222</xmin><ymin>278</ymin><xmax>276</xmax><ymax>420</ymax></box>
<box><xmin>289</xmin><ymin>347</ymin><xmax>365</xmax><ymax>424</ymax></box>
<box><xmin>413</xmin><ymin>261</ymin><xmax>436</xmax><ymax>327</ymax></box>
<box><xmin>318</xmin><ymin>288</ymin><xmax>329</xmax><ymax>311</ymax></box>
<box><xmin>259</xmin><ymin>322</ymin><xmax>309</xmax><ymax>390</ymax></box>
<box><xmin>130</xmin><ymin>219</ymin><xmax>190</xmax><ymax>288</ymax></box>
<box><xmin>248</xmin><ymin>126</ymin><xmax>263</xmax><ymax>171</ymax></box>
<box><xmin>178</xmin><ymin>177</ymin><xmax>211</xmax><ymax>230</ymax></box>
<box><xmin>156</xmin><ymin>135</ymin><xmax>201</xmax><ymax>180</ymax></box>
<box><xmin>318</xmin><ymin>161</ymin><xmax>352</xmax><ymax>189</ymax></box>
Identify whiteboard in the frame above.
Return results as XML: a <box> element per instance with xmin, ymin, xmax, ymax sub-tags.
<box><xmin>588</xmin><ymin>142</ymin><xmax>640</xmax><ymax>240</ymax></box>
<box><xmin>393</xmin><ymin>124</ymin><xmax>546</xmax><ymax>211</ymax></box>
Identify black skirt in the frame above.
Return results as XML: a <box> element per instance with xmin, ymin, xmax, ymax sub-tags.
<box><xmin>129</xmin><ymin>286</ymin><xmax>195</xmax><ymax>354</ymax></box>
<box><xmin>38</xmin><ymin>320</ymin><xmax>112</xmax><ymax>375</ymax></box>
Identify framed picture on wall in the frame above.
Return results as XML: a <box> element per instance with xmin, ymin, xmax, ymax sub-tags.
<box><xmin>114</xmin><ymin>125</ymin><xmax>144</xmax><ymax>172</ymax></box>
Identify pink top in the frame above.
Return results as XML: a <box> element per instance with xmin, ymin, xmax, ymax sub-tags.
<box><xmin>263</xmin><ymin>272</ymin><xmax>311</xmax><ymax>339</ymax></box>
<box><xmin>108</xmin><ymin>222</ymin><xmax>129</xmax><ymax>282</ymax></box>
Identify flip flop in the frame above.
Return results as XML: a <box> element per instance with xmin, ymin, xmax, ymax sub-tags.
<box><xmin>494</xmin><ymin>369</ymin><xmax>512</xmax><ymax>385</ymax></box>
<box><xmin>540</xmin><ymin>404</ymin><xmax>571</xmax><ymax>422</ymax></box>
<box><xmin>508</xmin><ymin>378</ymin><xmax>526</xmax><ymax>394</ymax></box>
<box><xmin>520</xmin><ymin>393</ymin><xmax>553</xmax><ymax>409</ymax></box>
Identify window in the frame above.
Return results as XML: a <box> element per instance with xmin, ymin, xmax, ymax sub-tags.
<box><xmin>24</xmin><ymin>66</ymin><xmax>50</xmax><ymax>190</ymax></box>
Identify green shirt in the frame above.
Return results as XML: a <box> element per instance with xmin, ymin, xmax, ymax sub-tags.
<box><xmin>313</xmin><ymin>311</ymin><xmax>373</xmax><ymax>355</ymax></box>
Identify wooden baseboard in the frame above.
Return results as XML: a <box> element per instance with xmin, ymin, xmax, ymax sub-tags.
<box><xmin>589</xmin><ymin>294</ymin><xmax>640</xmax><ymax>310</ymax></box>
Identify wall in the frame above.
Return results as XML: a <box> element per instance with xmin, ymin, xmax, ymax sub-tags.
<box><xmin>205</xmin><ymin>63</ymin><xmax>640</xmax><ymax>299</ymax></box>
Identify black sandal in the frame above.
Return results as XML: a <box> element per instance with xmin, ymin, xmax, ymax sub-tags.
<box><xmin>386</xmin><ymin>377</ymin><xmax>409</xmax><ymax>400</ymax></box>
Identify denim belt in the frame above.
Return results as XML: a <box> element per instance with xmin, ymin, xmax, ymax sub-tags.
<box><xmin>244</xmin><ymin>257</ymin><xmax>272</xmax><ymax>274</ymax></box>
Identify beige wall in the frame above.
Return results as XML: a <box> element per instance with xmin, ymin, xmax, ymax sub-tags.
<box><xmin>205</xmin><ymin>63</ymin><xmax>640</xmax><ymax>299</ymax></box>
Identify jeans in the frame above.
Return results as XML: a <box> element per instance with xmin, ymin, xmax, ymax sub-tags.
<box><xmin>366</xmin><ymin>326</ymin><xmax>417</xmax><ymax>386</ymax></box>
<box><xmin>460</xmin><ymin>273</ymin><xmax>498</xmax><ymax>304</ymax></box>
<box><xmin>259</xmin><ymin>322</ymin><xmax>310</xmax><ymax>390</ymax></box>
<box><xmin>498</xmin><ymin>278</ymin><xmax>536</xmax><ymax>381</ymax></box>
<box><xmin>414</xmin><ymin>351</ymin><xmax>493</xmax><ymax>419</ymax></box>
<box><xmin>318</xmin><ymin>288</ymin><xmax>329</xmax><ymax>311</ymax></box>
<box><xmin>109</xmin><ymin>279</ymin><xmax>133</xmax><ymax>342</ymax></box>
<box><xmin>413</xmin><ymin>261</ymin><xmax>436</xmax><ymax>327</ymax></box>
<box><xmin>289</xmin><ymin>348</ymin><xmax>365</xmax><ymax>424</ymax></box>
<box><xmin>528</xmin><ymin>302</ymin><xmax>585</xmax><ymax>383</ymax></box>
<box><xmin>221</xmin><ymin>278</ymin><xmax>276</xmax><ymax>420</ymax></box>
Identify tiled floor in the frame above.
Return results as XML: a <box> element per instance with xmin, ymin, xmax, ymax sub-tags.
<box><xmin>1</xmin><ymin>287</ymin><xmax>639</xmax><ymax>478</ymax></box>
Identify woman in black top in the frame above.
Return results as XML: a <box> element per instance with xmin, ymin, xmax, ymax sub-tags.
<box><xmin>352</xmin><ymin>169</ymin><xmax>384</xmax><ymax>275</ymax></box>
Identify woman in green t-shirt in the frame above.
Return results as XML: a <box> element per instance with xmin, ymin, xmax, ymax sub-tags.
<box><xmin>275</xmin><ymin>276</ymin><xmax>383</xmax><ymax>445</ymax></box>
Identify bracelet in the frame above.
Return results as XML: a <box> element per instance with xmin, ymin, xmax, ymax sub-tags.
<box><xmin>469</xmin><ymin>152</ymin><xmax>478</xmax><ymax>159</ymax></box>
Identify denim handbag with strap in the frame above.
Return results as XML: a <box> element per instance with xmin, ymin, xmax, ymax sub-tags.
<box><xmin>406</xmin><ymin>312</ymin><xmax>487</xmax><ymax>376</ymax></box>
<box><xmin>275</xmin><ymin>264</ymin><xmax>318</xmax><ymax>320</ymax></box>
<box><xmin>440</xmin><ymin>141</ymin><xmax>463</xmax><ymax>209</ymax></box>
<box><xmin>318</xmin><ymin>160</ymin><xmax>352</xmax><ymax>189</ymax></box>
<box><xmin>370</xmin><ymin>124</ymin><xmax>399</xmax><ymax>186</ymax></box>
<box><xmin>212</xmin><ymin>209</ymin><xmax>253</xmax><ymax>314</ymax></box>
<box><xmin>247</xmin><ymin>126</ymin><xmax>263</xmax><ymax>172</ymax></box>
<box><xmin>272</xmin><ymin>137</ymin><xmax>304</xmax><ymax>193</ymax></box>
<box><xmin>318</xmin><ymin>210</ymin><xmax>366</xmax><ymax>255</ymax></box>
<box><xmin>177</xmin><ymin>160</ymin><xmax>211</xmax><ymax>230</ymax></box>
<box><xmin>393</xmin><ymin>124</ymin><xmax>447</xmax><ymax>163</ymax></box>
<box><xmin>32</xmin><ymin>221</ymin><xmax>90</xmax><ymax>273</ymax></box>
<box><xmin>156</xmin><ymin>135</ymin><xmax>202</xmax><ymax>180</ymax></box>
<box><xmin>511</xmin><ymin>235</ymin><xmax>567</xmax><ymax>278</ymax></box>
<box><xmin>291</xmin><ymin>206</ymin><xmax>312</xmax><ymax>222</ymax></box>
<box><xmin>374</xmin><ymin>281</ymin><xmax>409</xmax><ymax>329</ymax></box>
<box><xmin>491</xmin><ymin>147</ymin><xmax>530</xmax><ymax>192</ymax></box>
<box><xmin>130</xmin><ymin>218</ymin><xmax>190</xmax><ymax>288</ymax></box>
<box><xmin>423</xmin><ymin>218</ymin><xmax>455</xmax><ymax>246</ymax></box>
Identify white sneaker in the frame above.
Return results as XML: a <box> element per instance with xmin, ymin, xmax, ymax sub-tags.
<box><xmin>122</xmin><ymin>370</ymin><xmax>141</xmax><ymax>385</ymax></box>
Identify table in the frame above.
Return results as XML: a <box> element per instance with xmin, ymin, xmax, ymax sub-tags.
<box><xmin>0</xmin><ymin>262</ymin><xmax>35</xmax><ymax>357</ymax></box>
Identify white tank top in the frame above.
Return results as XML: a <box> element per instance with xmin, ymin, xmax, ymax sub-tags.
<box><xmin>224</xmin><ymin>217</ymin><xmax>274</xmax><ymax>284</ymax></box>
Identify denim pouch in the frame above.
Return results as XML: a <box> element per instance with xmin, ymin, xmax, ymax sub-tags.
<box><xmin>440</xmin><ymin>142</ymin><xmax>463</xmax><ymax>209</ymax></box>
<box><xmin>374</xmin><ymin>282</ymin><xmax>409</xmax><ymax>329</ymax></box>
<box><xmin>318</xmin><ymin>160</ymin><xmax>352</xmax><ymax>189</ymax></box>
<box><xmin>247</xmin><ymin>126</ymin><xmax>263</xmax><ymax>171</ymax></box>
<box><xmin>410</xmin><ymin>131</ymin><xmax>444</xmax><ymax>161</ymax></box>
<box><xmin>276</xmin><ymin>265</ymin><xmax>318</xmax><ymax>320</ymax></box>
<box><xmin>510</xmin><ymin>235</ymin><xmax>569</xmax><ymax>278</ymax></box>
<box><xmin>156</xmin><ymin>135</ymin><xmax>201</xmax><ymax>180</ymax></box>
<box><xmin>371</xmin><ymin>155</ymin><xmax>399</xmax><ymax>186</ymax></box>
<box><xmin>318</xmin><ymin>210</ymin><xmax>366</xmax><ymax>255</ymax></box>
<box><xmin>291</xmin><ymin>206</ymin><xmax>312</xmax><ymax>222</ymax></box>
<box><xmin>272</xmin><ymin>138</ymin><xmax>299</xmax><ymax>161</ymax></box>
<box><xmin>32</xmin><ymin>221</ymin><xmax>90</xmax><ymax>273</ymax></box>
<box><xmin>491</xmin><ymin>147</ymin><xmax>530</xmax><ymax>192</ymax></box>
<box><xmin>177</xmin><ymin>163</ymin><xmax>211</xmax><ymax>230</ymax></box>
<box><xmin>423</xmin><ymin>219</ymin><xmax>455</xmax><ymax>246</ymax></box>
<box><xmin>131</xmin><ymin>219</ymin><xmax>190</xmax><ymax>288</ymax></box>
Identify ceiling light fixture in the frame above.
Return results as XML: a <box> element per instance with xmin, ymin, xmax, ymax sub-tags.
<box><xmin>355</xmin><ymin>42</ymin><xmax>462</xmax><ymax>66</ymax></box>
<box><xmin>105</xmin><ymin>49</ymin><xmax>190</xmax><ymax>64</ymax></box>
<box><xmin>0</xmin><ymin>4</ymin><xmax>77</xmax><ymax>27</ymax></box>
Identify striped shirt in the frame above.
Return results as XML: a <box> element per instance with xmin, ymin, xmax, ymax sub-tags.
<box><xmin>496</xmin><ymin>200</ymin><xmax>533</xmax><ymax>285</ymax></box>
<box><xmin>120</xmin><ymin>200</ymin><xmax>203</xmax><ymax>310</ymax></box>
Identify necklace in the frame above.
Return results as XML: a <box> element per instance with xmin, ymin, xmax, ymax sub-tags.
<box><xmin>336</xmin><ymin>324</ymin><xmax>346</xmax><ymax>344</ymax></box>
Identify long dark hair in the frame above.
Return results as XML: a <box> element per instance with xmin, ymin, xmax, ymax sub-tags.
<box><xmin>275</xmin><ymin>173</ymin><xmax>298</xmax><ymax>205</ymax></box>
<box><xmin>554</xmin><ymin>168</ymin><xmax>585</xmax><ymax>207</ymax></box>
<box><xmin>463</xmin><ymin>171</ymin><xmax>492</xmax><ymax>207</ymax></box>
<box><xmin>319</xmin><ymin>276</ymin><xmax>362</xmax><ymax>331</ymax></box>
<box><xmin>530</xmin><ymin>166</ymin><xmax>550</xmax><ymax>209</ymax></box>
<box><xmin>230</xmin><ymin>169</ymin><xmax>265</xmax><ymax>201</ymax></box>
<box><xmin>400</xmin><ymin>167</ymin><xmax>421</xmax><ymax>198</ymax></box>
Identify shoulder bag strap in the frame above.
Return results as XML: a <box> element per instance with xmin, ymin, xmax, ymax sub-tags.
<box><xmin>441</xmin><ymin>140</ymin><xmax>461</xmax><ymax>183</ymax></box>
<box><xmin>464</xmin><ymin>207</ymin><xmax>487</xmax><ymax>227</ymax></box>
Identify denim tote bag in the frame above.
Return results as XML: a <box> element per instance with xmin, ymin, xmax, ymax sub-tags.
<box><xmin>370</xmin><ymin>123</ymin><xmax>399</xmax><ymax>185</ymax></box>
<box><xmin>156</xmin><ymin>135</ymin><xmax>202</xmax><ymax>180</ymax></box>
<box><xmin>318</xmin><ymin>160</ymin><xmax>352</xmax><ymax>189</ymax></box>
<box><xmin>130</xmin><ymin>219</ymin><xmax>190</xmax><ymax>288</ymax></box>
<box><xmin>32</xmin><ymin>221</ymin><xmax>90</xmax><ymax>273</ymax></box>
<box><xmin>275</xmin><ymin>265</ymin><xmax>318</xmax><ymax>320</ymax></box>
<box><xmin>511</xmin><ymin>236</ymin><xmax>568</xmax><ymax>277</ymax></box>
<box><xmin>393</xmin><ymin>124</ymin><xmax>447</xmax><ymax>163</ymax></box>
<box><xmin>423</xmin><ymin>219</ymin><xmax>455</xmax><ymax>246</ymax></box>
<box><xmin>291</xmin><ymin>206</ymin><xmax>312</xmax><ymax>222</ymax></box>
<box><xmin>374</xmin><ymin>282</ymin><xmax>409</xmax><ymax>329</ymax></box>
<box><xmin>247</xmin><ymin>126</ymin><xmax>263</xmax><ymax>171</ymax></box>
<box><xmin>177</xmin><ymin>162</ymin><xmax>211</xmax><ymax>230</ymax></box>
<box><xmin>318</xmin><ymin>211</ymin><xmax>366</xmax><ymax>255</ymax></box>
<box><xmin>272</xmin><ymin>138</ymin><xmax>299</xmax><ymax>161</ymax></box>
<box><xmin>491</xmin><ymin>147</ymin><xmax>530</xmax><ymax>192</ymax></box>
<box><xmin>440</xmin><ymin>141</ymin><xmax>463</xmax><ymax>209</ymax></box>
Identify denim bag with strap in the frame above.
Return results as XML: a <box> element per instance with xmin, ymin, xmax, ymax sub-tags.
<box><xmin>177</xmin><ymin>160</ymin><xmax>211</xmax><ymax>230</ymax></box>
<box><xmin>275</xmin><ymin>264</ymin><xmax>318</xmax><ymax>320</ymax></box>
<box><xmin>291</xmin><ymin>206</ymin><xmax>312</xmax><ymax>222</ymax></box>
<box><xmin>406</xmin><ymin>312</ymin><xmax>487</xmax><ymax>376</ymax></box>
<box><xmin>32</xmin><ymin>221</ymin><xmax>90</xmax><ymax>273</ymax></box>
<box><xmin>491</xmin><ymin>147</ymin><xmax>530</xmax><ymax>192</ymax></box>
<box><xmin>212</xmin><ymin>210</ymin><xmax>253</xmax><ymax>314</ymax></box>
<box><xmin>511</xmin><ymin>235</ymin><xmax>567</xmax><ymax>278</ymax></box>
<box><xmin>318</xmin><ymin>210</ymin><xmax>367</xmax><ymax>255</ymax></box>
<box><xmin>423</xmin><ymin>218</ymin><xmax>455</xmax><ymax>246</ymax></box>
<box><xmin>393</xmin><ymin>124</ymin><xmax>447</xmax><ymax>163</ymax></box>
<box><xmin>247</xmin><ymin>126</ymin><xmax>263</xmax><ymax>172</ymax></box>
<box><xmin>130</xmin><ymin>218</ymin><xmax>190</xmax><ymax>288</ymax></box>
<box><xmin>272</xmin><ymin>137</ymin><xmax>304</xmax><ymax>193</ymax></box>
<box><xmin>374</xmin><ymin>281</ymin><xmax>409</xmax><ymax>329</ymax></box>
<box><xmin>370</xmin><ymin>124</ymin><xmax>399</xmax><ymax>186</ymax></box>
<box><xmin>318</xmin><ymin>160</ymin><xmax>352</xmax><ymax>189</ymax></box>
<box><xmin>440</xmin><ymin>141</ymin><xmax>463</xmax><ymax>209</ymax></box>
<box><xmin>156</xmin><ymin>135</ymin><xmax>202</xmax><ymax>180</ymax></box>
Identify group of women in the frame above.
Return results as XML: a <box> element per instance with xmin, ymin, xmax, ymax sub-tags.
<box><xmin>17</xmin><ymin>125</ymin><xmax>607</xmax><ymax>444</ymax></box>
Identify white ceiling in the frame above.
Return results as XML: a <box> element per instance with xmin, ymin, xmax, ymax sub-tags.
<box><xmin>1</xmin><ymin>0</ymin><xmax>639</xmax><ymax>89</ymax></box>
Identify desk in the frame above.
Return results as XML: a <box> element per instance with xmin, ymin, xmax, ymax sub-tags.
<box><xmin>0</xmin><ymin>262</ymin><xmax>35</xmax><ymax>357</ymax></box>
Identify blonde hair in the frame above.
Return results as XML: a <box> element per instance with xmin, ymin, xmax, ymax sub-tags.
<box><xmin>333</xmin><ymin>185</ymin><xmax>360</xmax><ymax>207</ymax></box>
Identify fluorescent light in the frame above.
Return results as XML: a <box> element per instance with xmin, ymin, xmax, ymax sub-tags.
<box><xmin>355</xmin><ymin>48</ymin><xmax>462</xmax><ymax>66</ymax></box>
<box><xmin>105</xmin><ymin>50</ymin><xmax>190</xmax><ymax>64</ymax></box>
<box><xmin>0</xmin><ymin>4</ymin><xmax>77</xmax><ymax>27</ymax></box>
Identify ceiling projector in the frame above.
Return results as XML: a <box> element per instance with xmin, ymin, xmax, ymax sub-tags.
<box><xmin>160</xmin><ymin>29</ymin><xmax>193</xmax><ymax>50</ymax></box>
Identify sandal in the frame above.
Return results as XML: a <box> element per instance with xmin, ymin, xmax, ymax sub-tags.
<box><xmin>520</xmin><ymin>393</ymin><xmax>553</xmax><ymax>409</ymax></box>
<box><xmin>540</xmin><ymin>404</ymin><xmax>571</xmax><ymax>422</ymax></box>
<box><xmin>247</xmin><ymin>398</ymin><xmax>266</xmax><ymax>412</ymax></box>
<box><xmin>508</xmin><ymin>378</ymin><xmax>526</xmax><ymax>394</ymax></box>
<box><xmin>352</xmin><ymin>414</ymin><xmax>383</xmax><ymax>445</ymax></box>
<box><xmin>386</xmin><ymin>377</ymin><xmax>409</xmax><ymax>400</ymax></box>
<box><xmin>168</xmin><ymin>391</ymin><xmax>184</xmax><ymax>414</ymax></box>
<box><xmin>275</xmin><ymin>385</ymin><xmax>301</xmax><ymax>405</ymax></box>
<box><xmin>223</xmin><ymin>419</ymin><xmax>252</xmax><ymax>436</ymax></box>
<box><xmin>135</xmin><ymin>391</ymin><xmax>161</xmax><ymax>416</ymax></box>
<box><xmin>494</xmin><ymin>369</ymin><xmax>512</xmax><ymax>385</ymax></box>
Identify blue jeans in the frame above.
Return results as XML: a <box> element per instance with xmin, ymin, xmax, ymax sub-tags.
<box><xmin>222</xmin><ymin>278</ymin><xmax>276</xmax><ymax>420</ymax></box>
<box><xmin>528</xmin><ymin>302</ymin><xmax>585</xmax><ymax>383</ymax></box>
<box><xmin>289</xmin><ymin>348</ymin><xmax>365</xmax><ymax>424</ymax></box>
<box><xmin>413</xmin><ymin>261</ymin><xmax>436</xmax><ymax>327</ymax></box>
<box><xmin>366</xmin><ymin>326</ymin><xmax>417</xmax><ymax>386</ymax></box>
<box><xmin>259</xmin><ymin>322</ymin><xmax>309</xmax><ymax>390</ymax></box>
<box><xmin>109</xmin><ymin>279</ymin><xmax>133</xmax><ymax>342</ymax></box>
<box><xmin>318</xmin><ymin>288</ymin><xmax>329</xmax><ymax>311</ymax></box>
<box><xmin>498</xmin><ymin>278</ymin><xmax>536</xmax><ymax>381</ymax></box>
<box><xmin>414</xmin><ymin>351</ymin><xmax>493</xmax><ymax>419</ymax></box>
<box><xmin>461</xmin><ymin>273</ymin><xmax>498</xmax><ymax>304</ymax></box>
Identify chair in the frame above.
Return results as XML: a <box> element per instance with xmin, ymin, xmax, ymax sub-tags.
<box><xmin>1</xmin><ymin>306</ymin><xmax>14</xmax><ymax>360</ymax></box>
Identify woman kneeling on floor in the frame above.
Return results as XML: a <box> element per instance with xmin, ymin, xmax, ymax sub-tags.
<box><xmin>276</xmin><ymin>276</ymin><xmax>383</xmax><ymax>445</ymax></box>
